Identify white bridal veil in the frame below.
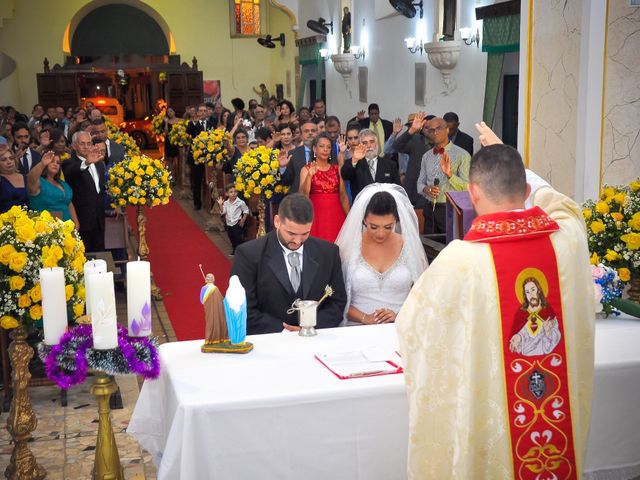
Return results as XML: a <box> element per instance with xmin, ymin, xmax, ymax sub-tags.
<box><xmin>335</xmin><ymin>183</ymin><xmax>429</xmax><ymax>321</ymax></box>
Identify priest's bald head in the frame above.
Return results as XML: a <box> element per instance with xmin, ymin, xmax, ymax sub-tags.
<box><xmin>467</xmin><ymin>144</ymin><xmax>531</xmax><ymax>216</ymax></box>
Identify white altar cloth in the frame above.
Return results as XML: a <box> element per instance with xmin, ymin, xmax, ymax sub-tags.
<box><xmin>128</xmin><ymin>318</ymin><xmax>640</xmax><ymax>480</ymax></box>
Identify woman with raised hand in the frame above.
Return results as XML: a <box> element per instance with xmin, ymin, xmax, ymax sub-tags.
<box><xmin>27</xmin><ymin>150</ymin><xmax>79</xmax><ymax>228</ymax></box>
<box><xmin>298</xmin><ymin>132</ymin><xmax>349</xmax><ymax>242</ymax></box>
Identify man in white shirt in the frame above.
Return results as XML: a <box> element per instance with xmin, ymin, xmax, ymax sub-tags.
<box><xmin>217</xmin><ymin>185</ymin><xmax>250</xmax><ymax>255</ymax></box>
<box><xmin>62</xmin><ymin>131</ymin><xmax>107</xmax><ymax>252</ymax></box>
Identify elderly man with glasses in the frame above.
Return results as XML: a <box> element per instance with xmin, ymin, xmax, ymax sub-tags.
<box><xmin>416</xmin><ymin>116</ymin><xmax>470</xmax><ymax>234</ymax></box>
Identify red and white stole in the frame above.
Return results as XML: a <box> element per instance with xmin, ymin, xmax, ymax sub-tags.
<box><xmin>465</xmin><ymin>207</ymin><xmax>578</xmax><ymax>480</ymax></box>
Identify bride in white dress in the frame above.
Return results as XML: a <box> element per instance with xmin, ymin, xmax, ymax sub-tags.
<box><xmin>336</xmin><ymin>184</ymin><xmax>428</xmax><ymax>325</ymax></box>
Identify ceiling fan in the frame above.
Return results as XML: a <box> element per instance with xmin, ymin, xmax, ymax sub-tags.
<box><xmin>257</xmin><ymin>33</ymin><xmax>285</xmax><ymax>49</ymax></box>
<box><xmin>306</xmin><ymin>17</ymin><xmax>334</xmax><ymax>35</ymax></box>
<box><xmin>389</xmin><ymin>0</ymin><xmax>424</xmax><ymax>19</ymax></box>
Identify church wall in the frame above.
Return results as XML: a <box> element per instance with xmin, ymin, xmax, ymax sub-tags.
<box><xmin>520</xmin><ymin>0</ymin><xmax>638</xmax><ymax>200</ymax></box>
<box><xmin>601</xmin><ymin>1</ymin><xmax>640</xmax><ymax>188</ymax></box>
<box><xmin>268</xmin><ymin>4</ymin><xmax>298</xmax><ymax>103</ymax></box>
<box><xmin>0</xmin><ymin>0</ymin><xmax>85</xmax><ymax>113</ymax></box>
<box><xmin>0</xmin><ymin>0</ymin><xmax>297</xmax><ymax>113</ymax></box>
<box><xmin>297</xmin><ymin>0</ymin><xmax>491</xmax><ymax>146</ymax></box>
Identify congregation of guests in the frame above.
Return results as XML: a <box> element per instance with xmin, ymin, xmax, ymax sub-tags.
<box><xmin>0</xmin><ymin>103</ymin><xmax>125</xmax><ymax>254</ymax></box>
<box><xmin>1</xmin><ymin>94</ymin><xmax>475</xmax><ymax>335</ymax></box>
<box><xmin>172</xmin><ymin>94</ymin><xmax>474</xmax><ymax>251</ymax></box>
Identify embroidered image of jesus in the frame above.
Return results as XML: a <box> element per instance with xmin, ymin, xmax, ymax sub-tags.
<box><xmin>509</xmin><ymin>269</ymin><xmax>561</xmax><ymax>356</ymax></box>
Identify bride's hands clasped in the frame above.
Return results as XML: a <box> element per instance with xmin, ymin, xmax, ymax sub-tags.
<box><xmin>373</xmin><ymin>308</ymin><xmax>396</xmax><ymax>324</ymax></box>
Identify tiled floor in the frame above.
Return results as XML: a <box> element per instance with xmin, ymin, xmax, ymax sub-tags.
<box><xmin>0</xmin><ymin>184</ymin><xmax>232</xmax><ymax>479</ymax></box>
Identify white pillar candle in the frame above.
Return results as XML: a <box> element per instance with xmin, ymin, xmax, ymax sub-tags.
<box><xmin>39</xmin><ymin>267</ymin><xmax>67</xmax><ymax>345</ymax></box>
<box><xmin>84</xmin><ymin>259</ymin><xmax>107</xmax><ymax>317</ymax></box>
<box><xmin>88</xmin><ymin>271</ymin><xmax>118</xmax><ymax>350</ymax></box>
<box><xmin>127</xmin><ymin>260</ymin><xmax>152</xmax><ymax>336</ymax></box>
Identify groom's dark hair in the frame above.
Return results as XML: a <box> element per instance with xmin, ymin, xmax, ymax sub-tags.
<box><xmin>278</xmin><ymin>193</ymin><xmax>314</xmax><ymax>224</ymax></box>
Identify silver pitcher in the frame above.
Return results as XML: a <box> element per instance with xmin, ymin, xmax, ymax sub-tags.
<box><xmin>288</xmin><ymin>299</ymin><xmax>318</xmax><ymax>337</ymax></box>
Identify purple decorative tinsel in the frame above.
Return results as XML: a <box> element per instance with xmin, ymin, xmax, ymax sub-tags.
<box><xmin>116</xmin><ymin>326</ymin><xmax>160</xmax><ymax>380</ymax></box>
<box><xmin>44</xmin><ymin>324</ymin><xmax>93</xmax><ymax>389</ymax></box>
<box><xmin>42</xmin><ymin>324</ymin><xmax>160</xmax><ymax>389</ymax></box>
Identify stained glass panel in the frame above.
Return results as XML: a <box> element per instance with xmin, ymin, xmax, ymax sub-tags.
<box><xmin>231</xmin><ymin>0</ymin><xmax>261</xmax><ymax>36</ymax></box>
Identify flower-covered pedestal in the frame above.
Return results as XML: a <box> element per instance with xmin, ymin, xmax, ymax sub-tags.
<box><xmin>107</xmin><ymin>155</ymin><xmax>172</xmax><ymax>300</ymax></box>
<box><xmin>233</xmin><ymin>146</ymin><xmax>287</xmax><ymax>238</ymax></box>
<box><xmin>1</xmin><ymin>206</ymin><xmax>86</xmax><ymax>479</ymax></box>
<box><xmin>191</xmin><ymin>128</ymin><xmax>231</xmax><ymax>168</ymax></box>
<box><xmin>151</xmin><ymin>109</ymin><xmax>166</xmax><ymax>159</ymax></box>
<box><xmin>168</xmin><ymin>120</ymin><xmax>192</xmax><ymax>189</ymax></box>
<box><xmin>583</xmin><ymin>179</ymin><xmax>640</xmax><ymax>303</ymax></box>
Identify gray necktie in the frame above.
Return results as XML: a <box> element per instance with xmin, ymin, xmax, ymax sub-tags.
<box><xmin>367</xmin><ymin>159</ymin><xmax>376</xmax><ymax>179</ymax></box>
<box><xmin>287</xmin><ymin>252</ymin><xmax>301</xmax><ymax>292</ymax></box>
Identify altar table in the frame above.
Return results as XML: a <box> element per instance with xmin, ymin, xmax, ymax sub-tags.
<box><xmin>128</xmin><ymin>319</ymin><xmax>640</xmax><ymax>480</ymax></box>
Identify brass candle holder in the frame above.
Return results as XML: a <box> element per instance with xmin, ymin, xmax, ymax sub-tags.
<box><xmin>5</xmin><ymin>326</ymin><xmax>46</xmax><ymax>480</ymax></box>
<box><xmin>256</xmin><ymin>198</ymin><xmax>267</xmax><ymax>238</ymax></box>
<box><xmin>37</xmin><ymin>323</ymin><xmax>160</xmax><ymax>480</ymax></box>
<box><xmin>90</xmin><ymin>372</ymin><xmax>124</xmax><ymax>480</ymax></box>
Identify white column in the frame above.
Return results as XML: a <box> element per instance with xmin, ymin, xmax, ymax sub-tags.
<box><xmin>575</xmin><ymin>0</ymin><xmax>607</xmax><ymax>202</ymax></box>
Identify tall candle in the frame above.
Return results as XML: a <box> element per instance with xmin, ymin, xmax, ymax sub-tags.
<box><xmin>40</xmin><ymin>267</ymin><xmax>67</xmax><ymax>345</ymax></box>
<box><xmin>88</xmin><ymin>271</ymin><xmax>118</xmax><ymax>350</ymax></box>
<box><xmin>127</xmin><ymin>260</ymin><xmax>152</xmax><ymax>336</ymax></box>
<box><xmin>84</xmin><ymin>259</ymin><xmax>107</xmax><ymax>317</ymax></box>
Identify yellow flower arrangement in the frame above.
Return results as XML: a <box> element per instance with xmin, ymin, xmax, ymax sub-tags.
<box><xmin>0</xmin><ymin>206</ymin><xmax>86</xmax><ymax>329</ymax></box>
<box><xmin>168</xmin><ymin>120</ymin><xmax>192</xmax><ymax>147</ymax></box>
<box><xmin>107</xmin><ymin>154</ymin><xmax>172</xmax><ymax>208</ymax></box>
<box><xmin>108</xmin><ymin>129</ymin><xmax>141</xmax><ymax>159</ymax></box>
<box><xmin>150</xmin><ymin>111</ymin><xmax>166</xmax><ymax>136</ymax></box>
<box><xmin>583</xmin><ymin>178</ymin><xmax>640</xmax><ymax>283</ymax></box>
<box><xmin>233</xmin><ymin>146</ymin><xmax>287</xmax><ymax>200</ymax></box>
<box><xmin>104</xmin><ymin>116</ymin><xmax>120</xmax><ymax>136</ymax></box>
<box><xmin>191</xmin><ymin>129</ymin><xmax>232</xmax><ymax>167</ymax></box>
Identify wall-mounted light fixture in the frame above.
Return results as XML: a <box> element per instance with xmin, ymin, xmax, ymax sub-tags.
<box><xmin>459</xmin><ymin>27</ymin><xmax>480</xmax><ymax>47</ymax></box>
<box><xmin>351</xmin><ymin>45</ymin><xmax>365</xmax><ymax>60</ymax></box>
<box><xmin>404</xmin><ymin>37</ymin><xmax>423</xmax><ymax>55</ymax></box>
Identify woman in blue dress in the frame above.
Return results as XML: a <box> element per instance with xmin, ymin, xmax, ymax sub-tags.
<box><xmin>0</xmin><ymin>146</ymin><xmax>28</xmax><ymax>213</ymax></box>
<box><xmin>27</xmin><ymin>150</ymin><xmax>80</xmax><ymax>228</ymax></box>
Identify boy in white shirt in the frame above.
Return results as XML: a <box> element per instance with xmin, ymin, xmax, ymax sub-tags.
<box><xmin>217</xmin><ymin>185</ymin><xmax>250</xmax><ymax>255</ymax></box>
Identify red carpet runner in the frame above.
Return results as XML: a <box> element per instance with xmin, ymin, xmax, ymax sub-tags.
<box><xmin>128</xmin><ymin>201</ymin><xmax>231</xmax><ymax>341</ymax></box>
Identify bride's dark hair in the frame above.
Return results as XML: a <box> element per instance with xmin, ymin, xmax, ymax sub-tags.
<box><xmin>364</xmin><ymin>191</ymin><xmax>399</xmax><ymax>221</ymax></box>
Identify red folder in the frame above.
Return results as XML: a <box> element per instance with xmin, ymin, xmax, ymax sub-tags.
<box><xmin>314</xmin><ymin>354</ymin><xmax>403</xmax><ymax>380</ymax></box>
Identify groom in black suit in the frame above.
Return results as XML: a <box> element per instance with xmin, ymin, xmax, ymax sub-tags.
<box><xmin>340</xmin><ymin>128</ymin><xmax>401</xmax><ymax>201</ymax></box>
<box><xmin>231</xmin><ymin>194</ymin><xmax>347</xmax><ymax>335</ymax></box>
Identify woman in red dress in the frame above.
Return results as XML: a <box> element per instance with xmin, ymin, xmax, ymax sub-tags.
<box><xmin>299</xmin><ymin>133</ymin><xmax>350</xmax><ymax>242</ymax></box>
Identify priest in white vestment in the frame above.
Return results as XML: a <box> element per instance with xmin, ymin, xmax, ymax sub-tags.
<box><xmin>396</xmin><ymin>123</ymin><xmax>595</xmax><ymax>479</ymax></box>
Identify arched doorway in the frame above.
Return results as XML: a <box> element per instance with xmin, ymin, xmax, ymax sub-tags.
<box><xmin>38</xmin><ymin>1</ymin><xmax>201</xmax><ymax>120</ymax></box>
<box><xmin>70</xmin><ymin>4</ymin><xmax>169</xmax><ymax>57</ymax></box>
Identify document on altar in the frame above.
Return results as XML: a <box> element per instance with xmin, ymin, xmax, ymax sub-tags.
<box><xmin>315</xmin><ymin>351</ymin><xmax>399</xmax><ymax>378</ymax></box>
